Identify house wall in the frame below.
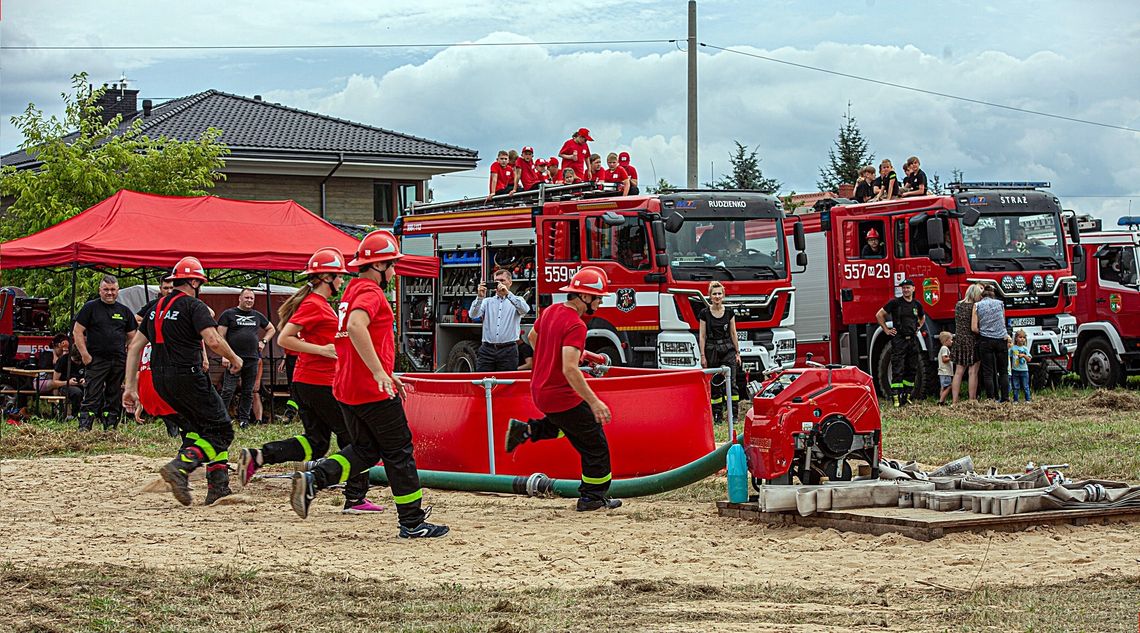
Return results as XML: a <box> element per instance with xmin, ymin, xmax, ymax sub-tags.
<box><xmin>213</xmin><ymin>173</ymin><xmax>377</xmax><ymax>225</ymax></box>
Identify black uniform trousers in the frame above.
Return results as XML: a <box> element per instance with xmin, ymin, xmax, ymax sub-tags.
<box><xmin>527</xmin><ymin>401</ymin><xmax>612</xmax><ymax>502</ymax></box>
<box><xmin>978</xmin><ymin>336</ymin><xmax>1010</xmax><ymax>402</ymax></box>
<box><xmin>220</xmin><ymin>356</ymin><xmax>259</xmax><ymax>424</ymax></box>
<box><xmin>260</xmin><ymin>381</ymin><xmax>369</xmax><ymax>502</ymax></box>
<box><xmin>153</xmin><ymin>364</ymin><xmax>234</xmax><ymax>466</ymax></box>
<box><xmin>704</xmin><ymin>340</ymin><xmax>743</xmax><ymax>413</ymax></box>
<box><xmin>311</xmin><ymin>397</ymin><xmax>425</xmax><ymax>528</ymax></box>
<box><xmin>476</xmin><ymin>343</ymin><xmax>519</xmax><ymax>372</ymax></box>
<box><xmin>890</xmin><ymin>335</ymin><xmax>920</xmax><ymax>394</ymax></box>
<box><xmin>80</xmin><ymin>355</ymin><xmax>125</xmax><ymax>424</ymax></box>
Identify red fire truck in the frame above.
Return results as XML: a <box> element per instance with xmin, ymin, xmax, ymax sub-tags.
<box><xmin>1069</xmin><ymin>215</ymin><xmax>1140</xmax><ymax>388</ymax></box>
<box><xmin>392</xmin><ymin>183</ymin><xmax>807</xmax><ymax>375</ymax></box>
<box><xmin>0</xmin><ymin>288</ymin><xmax>54</xmax><ymax>364</ymax></box>
<box><xmin>787</xmin><ymin>182</ymin><xmax>1080</xmax><ymax>398</ymax></box>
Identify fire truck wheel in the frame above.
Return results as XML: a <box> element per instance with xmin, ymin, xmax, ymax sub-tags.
<box><xmin>446</xmin><ymin>340</ymin><xmax>480</xmax><ymax>373</ymax></box>
<box><xmin>593</xmin><ymin>345</ymin><xmax>623</xmax><ymax>367</ymax></box>
<box><xmin>1078</xmin><ymin>338</ymin><xmax>1122</xmax><ymax>389</ymax></box>
<box><xmin>874</xmin><ymin>340</ymin><xmax>936</xmax><ymax>401</ymax></box>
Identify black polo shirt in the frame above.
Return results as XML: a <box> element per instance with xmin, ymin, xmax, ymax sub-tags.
<box><xmin>74</xmin><ymin>299</ymin><xmax>137</xmax><ymax>360</ymax></box>
<box><xmin>904</xmin><ymin>168</ymin><xmax>928</xmax><ymax>194</ymax></box>
<box><xmin>853</xmin><ymin>180</ymin><xmax>874</xmax><ymax>203</ymax></box>
<box><xmin>217</xmin><ymin>307</ymin><xmax>270</xmax><ymax>360</ymax></box>
<box><xmin>883</xmin><ymin>296</ymin><xmax>925</xmax><ymax>337</ymax></box>
<box><xmin>140</xmin><ymin>290</ymin><xmax>217</xmax><ymax>368</ymax></box>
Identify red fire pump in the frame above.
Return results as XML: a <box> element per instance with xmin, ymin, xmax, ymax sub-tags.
<box><xmin>742</xmin><ymin>355</ymin><xmax>881</xmax><ymax>486</ymax></box>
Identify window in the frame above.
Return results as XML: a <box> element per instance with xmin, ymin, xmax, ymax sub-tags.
<box><xmin>850</xmin><ymin>220</ymin><xmax>886</xmax><ymax>259</ymax></box>
<box><xmin>587</xmin><ymin>217</ymin><xmax>650</xmax><ymax>270</ymax></box>
<box><xmin>1099</xmin><ymin>246</ymin><xmax>1139</xmax><ymax>286</ymax></box>
<box><xmin>894</xmin><ymin>219</ymin><xmax>906</xmax><ymax>258</ymax></box>
<box><xmin>374</xmin><ymin>180</ymin><xmax>424</xmax><ymax>225</ymax></box>
<box><xmin>544</xmin><ymin>219</ymin><xmax>580</xmax><ymax>262</ymax></box>
<box><xmin>909</xmin><ymin>217</ymin><xmax>949</xmax><ymax>259</ymax></box>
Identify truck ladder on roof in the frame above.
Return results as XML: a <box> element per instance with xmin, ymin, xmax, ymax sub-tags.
<box><xmin>948</xmin><ymin>181</ymin><xmax>1052</xmax><ymax>192</ymax></box>
<box><xmin>405</xmin><ymin>181</ymin><xmax>605</xmax><ymax>216</ymax></box>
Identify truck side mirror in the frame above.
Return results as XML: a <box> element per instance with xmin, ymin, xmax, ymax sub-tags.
<box><xmin>1068</xmin><ymin>214</ymin><xmax>1081</xmax><ymax>245</ymax></box>
<box><xmin>928</xmin><ymin>247</ymin><xmax>946</xmax><ymax>262</ymax></box>
<box><xmin>961</xmin><ymin>206</ymin><xmax>981</xmax><ymax>227</ymax></box>
<box><xmin>796</xmin><ymin>251</ymin><xmax>808</xmax><ymax>267</ymax></box>
<box><xmin>656</xmin><ymin>253</ymin><xmax>670</xmax><ymax>268</ymax></box>
<box><xmin>651</xmin><ymin>219</ymin><xmax>667</xmax><ymax>254</ymax></box>
<box><xmin>664</xmin><ymin>211</ymin><xmax>684</xmax><ymax>233</ymax></box>
<box><xmin>602</xmin><ymin>211</ymin><xmax>626</xmax><ymax>227</ymax></box>
<box><xmin>793</xmin><ymin>221</ymin><xmax>806</xmax><ymax>252</ymax></box>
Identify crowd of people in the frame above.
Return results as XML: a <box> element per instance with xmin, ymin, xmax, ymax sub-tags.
<box><xmin>851</xmin><ymin>156</ymin><xmax>928</xmax><ymax>203</ymax></box>
<box><xmin>489</xmin><ymin>127</ymin><xmax>640</xmax><ymax>199</ymax></box>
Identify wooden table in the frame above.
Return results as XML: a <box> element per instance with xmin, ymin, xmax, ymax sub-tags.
<box><xmin>2</xmin><ymin>366</ymin><xmax>52</xmax><ymax>415</ymax></box>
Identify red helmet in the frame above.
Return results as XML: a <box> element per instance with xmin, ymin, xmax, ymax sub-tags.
<box><xmin>165</xmin><ymin>256</ymin><xmax>207</xmax><ymax>281</ymax></box>
<box><xmin>560</xmin><ymin>266</ymin><xmax>611</xmax><ymax>297</ymax></box>
<box><xmin>304</xmin><ymin>247</ymin><xmax>349</xmax><ymax>275</ymax></box>
<box><xmin>866</xmin><ymin>228</ymin><xmax>881</xmax><ymax>240</ymax></box>
<box><xmin>348</xmin><ymin>230</ymin><xmax>403</xmax><ymax>266</ymax></box>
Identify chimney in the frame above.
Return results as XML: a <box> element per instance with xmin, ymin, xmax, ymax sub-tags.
<box><xmin>253</xmin><ymin>95</ymin><xmax>262</xmax><ymax>101</ymax></box>
<box><xmin>142</xmin><ymin>99</ymin><xmax>153</xmax><ymax>117</ymax></box>
<box><xmin>93</xmin><ymin>84</ymin><xmax>140</xmax><ymax>124</ymax></box>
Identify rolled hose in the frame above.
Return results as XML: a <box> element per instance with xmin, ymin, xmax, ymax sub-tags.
<box><xmin>369</xmin><ymin>439</ymin><xmax>737</xmax><ymax>499</ymax></box>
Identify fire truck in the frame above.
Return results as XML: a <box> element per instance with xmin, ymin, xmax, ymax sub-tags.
<box><xmin>392</xmin><ymin>182</ymin><xmax>807</xmax><ymax>375</ymax></box>
<box><xmin>787</xmin><ymin>182</ymin><xmax>1080</xmax><ymax>398</ymax></box>
<box><xmin>0</xmin><ymin>287</ymin><xmax>54</xmax><ymax>365</ymax></box>
<box><xmin>1068</xmin><ymin>214</ymin><xmax>1140</xmax><ymax>388</ymax></box>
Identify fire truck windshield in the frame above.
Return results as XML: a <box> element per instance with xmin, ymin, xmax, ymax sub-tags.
<box><xmin>664</xmin><ymin>217</ymin><xmax>786</xmax><ymax>281</ymax></box>
<box><xmin>963</xmin><ymin>211</ymin><xmax>1066</xmax><ymax>271</ymax></box>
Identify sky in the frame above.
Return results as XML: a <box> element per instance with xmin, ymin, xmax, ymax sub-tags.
<box><xmin>2</xmin><ymin>0</ymin><xmax>1139</xmax><ymax>225</ymax></box>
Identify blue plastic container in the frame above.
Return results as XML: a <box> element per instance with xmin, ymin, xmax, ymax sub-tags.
<box><xmin>726</xmin><ymin>443</ymin><xmax>749</xmax><ymax>504</ymax></box>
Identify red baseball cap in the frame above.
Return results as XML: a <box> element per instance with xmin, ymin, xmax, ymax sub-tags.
<box><xmin>618</xmin><ymin>151</ymin><xmax>631</xmax><ymax>165</ymax></box>
<box><xmin>575</xmin><ymin>128</ymin><xmax>594</xmax><ymax>141</ymax></box>
<box><xmin>535</xmin><ymin>158</ymin><xmax>547</xmax><ymax>166</ymax></box>
<box><xmin>522</xmin><ymin>146</ymin><xmax>534</xmax><ymax>154</ymax></box>
<box><xmin>549</xmin><ymin>156</ymin><xmax>559</xmax><ymax>165</ymax></box>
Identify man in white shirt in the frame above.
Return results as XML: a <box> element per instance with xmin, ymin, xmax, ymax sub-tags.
<box><xmin>470</xmin><ymin>269</ymin><xmax>530</xmax><ymax>371</ymax></box>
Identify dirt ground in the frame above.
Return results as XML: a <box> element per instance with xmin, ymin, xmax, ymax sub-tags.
<box><xmin>3</xmin><ymin>454</ymin><xmax>1139</xmax><ymax>593</ymax></box>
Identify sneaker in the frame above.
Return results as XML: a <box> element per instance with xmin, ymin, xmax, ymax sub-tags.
<box><xmin>398</xmin><ymin>521</ymin><xmax>450</xmax><ymax>539</ymax></box>
<box><xmin>342</xmin><ymin>498</ymin><xmax>386</xmax><ymax>514</ymax></box>
<box><xmin>290</xmin><ymin>470</ymin><xmax>316</xmax><ymax>519</ymax></box>
<box><xmin>575</xmin><ymin>497</ymin><xmax>623</xmax><ymax>512</ymax></box>
<box><xmin>238</xmin><ymin>448</ymin><xmax>261</xmax><ymax>487</ymax></box>
<box><xmin>159</xmin><ymin>461</ymin><xmax>193</xmax><ymax>507</ymax></box>
<box><xmin>504</xmin><ymin>418</ymin><xmax>530</xmax><ymax>453</ymax></box>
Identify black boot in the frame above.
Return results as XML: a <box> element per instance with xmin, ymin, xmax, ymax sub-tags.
<box><xmin>78</xmin><ymin>412</ymin><xmax>94</xmax><ymax>431</ymax></box>
<box><xmin>160</xmin><ymin>446</ymin><xmax>205</xmax><ymax>506</ymax></box>
<box><xmin>204</xmin><ymin>463</ymin><xmax>232</xmax><ymax>505</ymax></box>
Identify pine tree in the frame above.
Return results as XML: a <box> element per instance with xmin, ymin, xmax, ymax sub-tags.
<box><xmin>817</xmin><ymin>103</ymin><xmax>874</xmax><ymax>193</ymax></box>
<box><xmin>706</xmin><ymin>141</ymin><xmax>781</xmax><ymax>194</ymax></box>
<box><xmin>648</xmin><ymin>178</ymin><xmax>677</xmax><ymax>194</ymax></box>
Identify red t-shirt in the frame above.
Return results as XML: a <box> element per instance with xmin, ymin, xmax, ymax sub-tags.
<box><xmin>623</xmin><ymin>164</ymin><xmax>638</xmax><ymax>181</ymax></box>
<box><xmin>515</xmin><ymin>157</ymin><xmax>541</xmax><ymax>189</ymax></box>
<box><xmin>490</xmin><ymin>162</ymin><xmax>514</xmax><ymax>192</ymax></box>
<box><xmin>333</xmin><ymin>278</ymin><xmax>396</xmax><ymax>405</ymax></box>
<box><xmin>290</xmin><ymin>293</ymin><xmax>338</xmax><ymax>387</ymax></box>
<box><xmin>530</xmin><ymin>303</ymin><xmax>587</xmax><ymax>414</ymax></box>
<box><xmin>597</xmin><ymin>166</ymin><xmax>629</xmax><ymax>187</ymax></box>
<box><xmin>559</xmin><ymin>139</ymin><xmax>590</xmax><ymax>180</ymax></box>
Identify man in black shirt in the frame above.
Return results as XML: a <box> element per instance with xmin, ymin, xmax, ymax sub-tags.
<box><xmin>900</xmin><ymin>156</ymin><xmax>928</xmax><ymax>198</ymax></box>
<box><xmin>123</xmin><ymin>256</ymin><xmax>244</xmax><ymax>506</ymax></box>
<box><xmin>875</xmin><ymin>278</ymin><xmax>926</xmax><ymax>406</ymax></box>
<box><xmin>517</xmin><ymin>337</ymin><xmax>535</xmax><ymax>370</ymax></box>
<box><xmin>217</xmin><ymin>289</ymin><xmax>276</xmax><ymax>428</ymax></box>
<box><xmin>72</xmin><ymin>274</ymin><xmax>138</xmax><ymax>430</ymax></box>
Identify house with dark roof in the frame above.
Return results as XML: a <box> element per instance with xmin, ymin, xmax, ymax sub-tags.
<box><xmin>2</xmin><ymin>86</ymin><xmax>479</xmax><ymax>226</ymax></box>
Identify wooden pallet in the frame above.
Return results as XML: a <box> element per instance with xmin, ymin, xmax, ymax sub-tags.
<box><xmin>716</xmin><ymin>500</ymin><xmax>1140</xmax><ymax>541</ymax></box>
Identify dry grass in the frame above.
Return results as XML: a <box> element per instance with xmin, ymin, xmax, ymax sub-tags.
<box><xmin>1</xmin><ymin>563</ymin><xmax>1137</xmax><ymax>633</ymax></box>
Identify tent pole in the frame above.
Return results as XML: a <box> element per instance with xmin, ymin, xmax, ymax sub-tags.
<box><xmin>69</xmin><ymin>263</ymin><xmax>78</xmax><ymax>322</ymax></box>
<box><xmin>264</xmin><ymin>270</ymin><xmax>276</xmax><ymax>419</ymax></box>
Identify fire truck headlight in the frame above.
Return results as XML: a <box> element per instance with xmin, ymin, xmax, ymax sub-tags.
<box><xmin>1001</xmin><ymin>276</ymin><xmax>1015</xmax><ymax>292</ymax></box>
<box><xmin>1045</xmin><ymin>274</ymin><xmax>1056</xmax><ymax>290</ymax></box>
<box><xmin>1032</xmin><ymin>274</ymin><xmax>1043</xmax><ymax>290</ymax></box>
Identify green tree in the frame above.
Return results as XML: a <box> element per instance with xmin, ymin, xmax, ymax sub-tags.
<box><xmin>706</xmin><ymin>141</ymin><xmax>780</xmax><ymax>194</ymax></box>
<box><xmin>1</xmin><ymin>73</ymin><xmax>229</xmax><ymax>327</ymax></box>
<box><xmin>648</xmin><ymin>178</ymin><xmax>677</xmax><ymax>194</ymax></box>
<box><xmin>929</xmin><ymin>172</ymin><xmax>943</xmax><ymax>194</ymax></box>
<box><xmin>817</xmin><ymin>105</ymin><xmax>874</xmax><ymax>193</ymax></box>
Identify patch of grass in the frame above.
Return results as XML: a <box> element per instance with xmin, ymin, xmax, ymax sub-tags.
<box><xmin>1</xmin><ymin>563</ymin><xmax>1137</xmax><ymax>632</ymax></box>
<box><xmin>883</xmin><ymin>387</ymin><xmax>1140</xmax><ymax>480</ymax></box>
<box><xmin>0</xmin><ymin>417</ymin><xmax>310</xmax><ymax>459</ymax></box>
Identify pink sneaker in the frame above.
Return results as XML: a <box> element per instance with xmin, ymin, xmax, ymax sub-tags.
<box><xmin>238</xmin><ymin>448</ymin><xmax>261</xmax><ymax>487</ymax></box>
<box><xmin>342</xmin><ymin>499</ymin><xmax>386</xmax><ymax>514</ymax></box>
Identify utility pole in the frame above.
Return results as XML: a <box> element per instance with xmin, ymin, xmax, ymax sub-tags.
<box><xmin>686</xmin><ymin>0</ymin><xmax>698</xmax><ymax>189</ymax></box>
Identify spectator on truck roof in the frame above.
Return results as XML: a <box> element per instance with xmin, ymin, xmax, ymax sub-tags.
<box><xmin>560</xmin><ymin>128</ymin><xmax>593</xmax><ymax>181</ymax></box>
<box><xmin>488</xmin><ymin>150</ymin><xmax>514</xmax><ymax>200</ymax></box>
<box><xmin>852</xmin><ymin>165</ymin><xmax>876</xmax><ymax>203</ymax></box>
<box><xmin>873</xmin><ymin>159</ymin><xmax>899</xmax><ymax>200</ymax></box>
<box><xmin>596</xmin><ymin>152</ymin><xmax>631</xmax><ymax>196</ymax></box>
<box><xmin>513</xmin><ymin>146</ymin><xmax>543</xmax><ymax>193</ymax></box>
<box><xmin>901</xmin><ymin>156</ymin><xmax>928</xmax><ymax>197</ymax></box>
<box><xmin>618</xmin><ymin>152</ymin><xmax>640</xmax><ymax>195</ymax></box>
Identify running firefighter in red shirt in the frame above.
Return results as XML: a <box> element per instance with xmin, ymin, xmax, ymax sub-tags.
<box><xmin>505</xmin><ymin>266</ymin><xmax>622</xmax><ymax>512</ymax></box>
<box><xmin>288</xmin><ymin>231</ymin><xmax>448</xmax><ymax>538</ymax></box>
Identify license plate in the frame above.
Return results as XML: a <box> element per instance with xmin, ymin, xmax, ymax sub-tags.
<box><xmin>737</xmin><ymin>332</ymin><xmax>748</xmax><ymax>342</ymax></box>
<box><xmin>1008</xmin><ymin>317</ymin><xmax>1036</xmax><ymax>327</ymax></box>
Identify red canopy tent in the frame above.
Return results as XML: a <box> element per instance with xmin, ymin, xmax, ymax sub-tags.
<box><xmin>0</xmin><ymin>189</ymin><xmax>439</xmax><ymax>277</ymax></box>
